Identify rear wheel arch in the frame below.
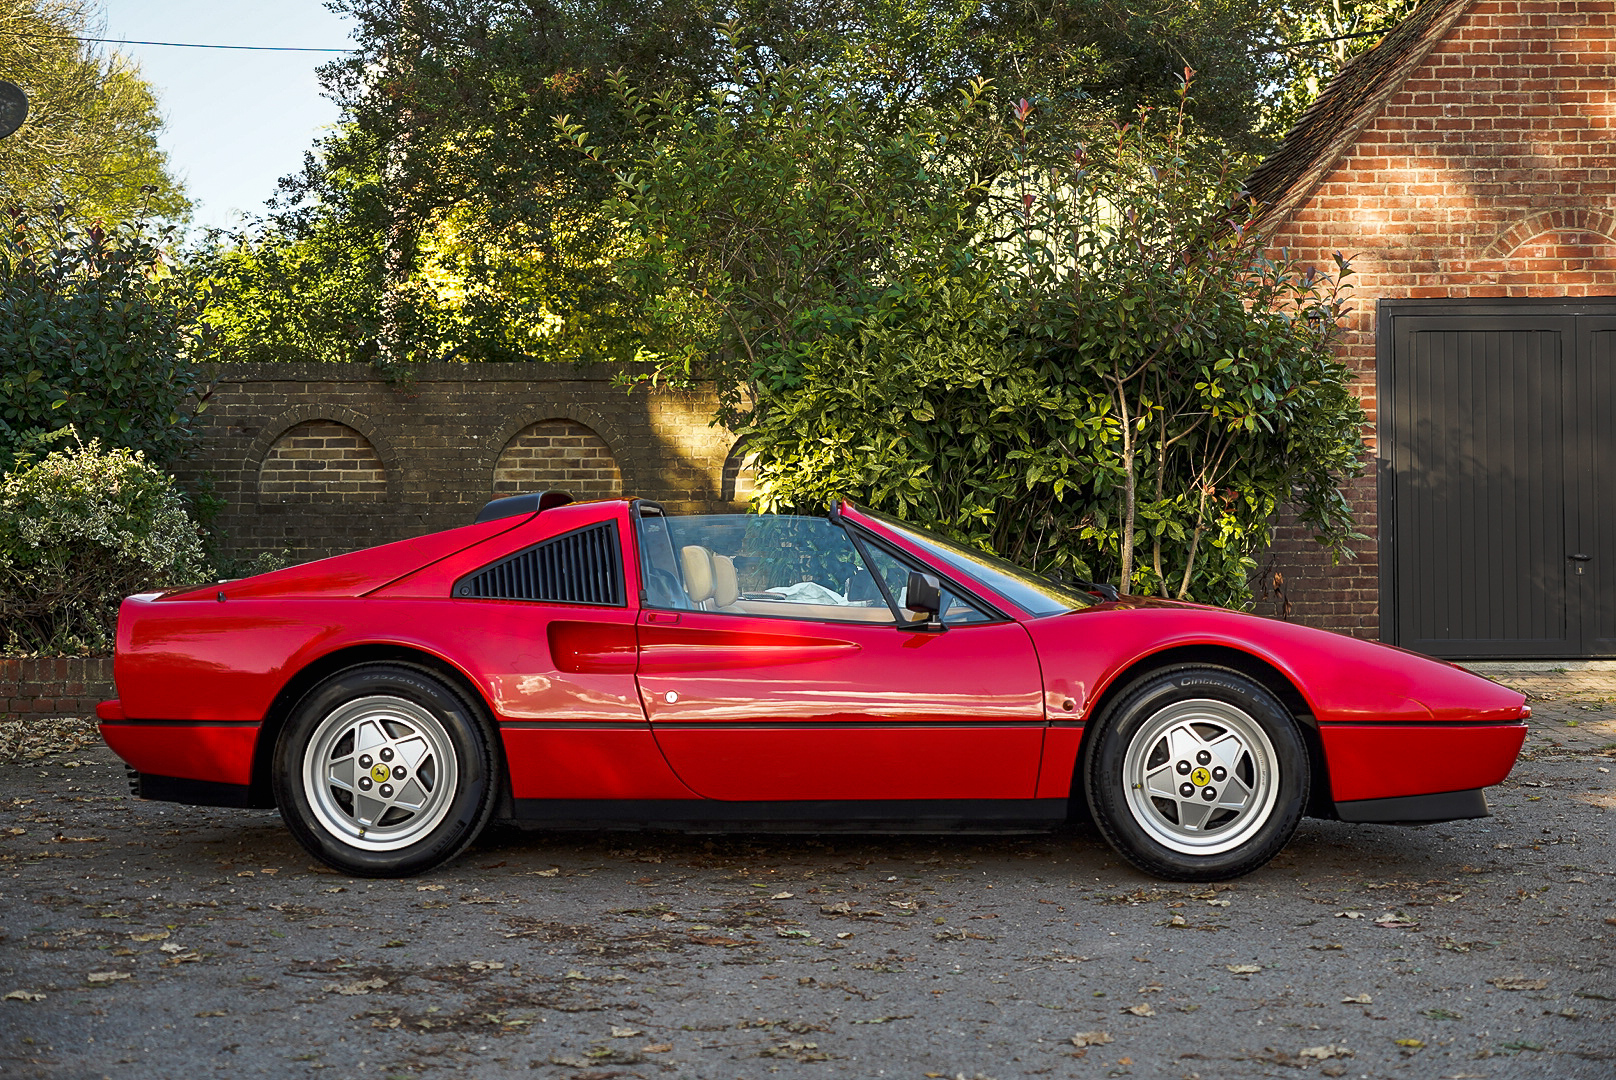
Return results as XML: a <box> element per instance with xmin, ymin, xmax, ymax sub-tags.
<box><xmin>1070</xmin><ymin>644</ymin><xmax>1333</xmax><ymax>819</ymax></box>
<box><xmin>249</xmin><ymin>645</ymin><xmax>508</xmax><ymax>814</ymax></box>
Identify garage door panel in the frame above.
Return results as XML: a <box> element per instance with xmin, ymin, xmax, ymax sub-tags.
<box><xmin>1581</xmin><ymin>321</ymin><xmax>1616</xmax><ymax>655</ymax></box>
<box><xmin>1391</xmin><ymin>318</ymin><xmax>1574</xmax><ymax>655</ymax></box>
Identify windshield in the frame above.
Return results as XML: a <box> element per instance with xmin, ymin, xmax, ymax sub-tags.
<box><xmin>858</xmin><ymin>508</ymin><xmax>1098</xmax><ymax>617</ymax></box>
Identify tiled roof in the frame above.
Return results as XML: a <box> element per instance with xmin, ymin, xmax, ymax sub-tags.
<box><xmin>1246</xmin><ymin>0</ymin><xmax>1477</xmax><ymax>229</ymax></box>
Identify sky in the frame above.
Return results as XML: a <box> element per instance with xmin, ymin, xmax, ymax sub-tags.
<box><xmin>98</xmin><ymin>0</ymin><xmax>357</xmax><ymax>232</ymax></box>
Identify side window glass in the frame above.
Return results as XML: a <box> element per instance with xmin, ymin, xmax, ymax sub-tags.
<box><xmin>655</xmin><ymin>515</ymin><xmax>895</xmax><ymax>624</ymax></box>
<box><xmin>456</xmin><ymin>521</ymin><xmax>625</xmax><ymax>606</ymax></box>
<box><xmin>860</xmin><ymin>541</ymin><xmax>996</xmax><ymax>626</ymax></box>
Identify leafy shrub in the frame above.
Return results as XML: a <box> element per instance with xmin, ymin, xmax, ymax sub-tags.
<box><xmin>0</xmin><ymin>436</ymin><xmax>206</xmax><ymax>654</ymax></box>
<box><xmin>0</xmin><ymin>213</ymin><xmax>203</xmax><ymax>470</ymax></box>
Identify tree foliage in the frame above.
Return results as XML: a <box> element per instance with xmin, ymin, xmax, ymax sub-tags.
<box><xmin>0</xmin><ymin>213</ymin><xmax>203</xmax><ymax>469</ymax></box>
<box><xmin>582</xmin><ymin>61</ymin><xmax>1365</xmax><ymax>605</ymax></box>
<box><xmin>0</xmin><ymin>0</ymin><xmax>189</xmax><ymax>224</ymax></box>
<box><xmin>195</xmin><ymin>0</ymin><xmax>1331</xmax><ymax>368</ymax></box>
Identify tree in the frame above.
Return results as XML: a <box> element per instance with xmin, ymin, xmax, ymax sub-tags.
<box><xmin>0</xmin><ymin>0</ymin><xmax>189</xmax><ymax>224</ymax></box>
<box><xmin>0</xmin><ymin>212</ymin><xmax>203</xmax><ymax>470</ymax></box>
<box><xmin>199</xmin><ymin>0</ymin><xmax>1312</xmax><ymax>369</ymax></box>
<box><xmin>583</xmin><ymin>58</ymin><xmax>1366</xmax><ymax>605</ymax></box>
<box><xmin>1260</xmin><ymin>0</ymin><xmax>1422</xmax><ymax>138</ymax></box>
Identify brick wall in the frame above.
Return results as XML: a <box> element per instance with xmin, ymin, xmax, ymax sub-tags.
<box><xmin>1259</xmin><ymin>0</ymin><xmax>1616</xmax><ymax>636</ymax></box>
<box><xmin>184</xmin><ymin>362</ymin><xmax>745</xmax><ymax>566</ymax></box>
<box><xmin>1</xmin><ymin>657</ymin><xmax>115</xmax><ymax>722</ymax></box>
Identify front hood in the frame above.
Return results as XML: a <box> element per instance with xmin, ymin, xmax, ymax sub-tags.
<box><xmin>1031</xmin><ymin>600</ymin><xmax>1526</xmax><ymax>725</ymax></box>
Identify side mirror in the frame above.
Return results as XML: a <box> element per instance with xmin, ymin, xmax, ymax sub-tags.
<box><xmin>904</xmin><ymin>571</ymin><xmax>944</xmax><ymax>631</ymax></box>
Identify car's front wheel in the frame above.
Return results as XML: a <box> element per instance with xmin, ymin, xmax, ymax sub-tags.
<box><xmin>1084</xmin><ymin>665</ymin><xmax>1308</xmax><ymax>881</ymax></box>
<box><xmin>273</xmin><ymin>663</ymin><xmax>499</xmax><ymax>877</ymax></box>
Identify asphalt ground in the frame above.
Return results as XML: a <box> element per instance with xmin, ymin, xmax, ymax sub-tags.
<box><xmin>0</xmin><ymin>666</ymin><xmax>1613</xmax><ymax>1080</ymax></box>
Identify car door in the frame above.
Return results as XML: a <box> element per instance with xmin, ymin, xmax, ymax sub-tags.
<box><xmin>632</xmin><ymin>507</ymin><xmax>1046</xmax><ymax>801</ymax></box>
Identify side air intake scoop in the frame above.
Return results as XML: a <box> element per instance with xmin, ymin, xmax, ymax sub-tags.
<box><xmin>474</xmin><ymin>490</ymin><xmax>574</xmax><ymax>524</ymax></box>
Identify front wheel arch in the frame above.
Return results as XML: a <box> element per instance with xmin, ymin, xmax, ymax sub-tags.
<box><xmin>1069</xmin><ymin>645</ymin><xmax>1334</xmax><ymax>820</ymax></box>
<box><xmin>1083</xmin><ymin>663</ymin><xmax>1311</xmax><ymax>880</ymax></box>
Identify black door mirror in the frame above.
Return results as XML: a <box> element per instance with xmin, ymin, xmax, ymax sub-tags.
<box><xmin>904</xmin><ymin>571</ymin><xmax>944</xmax><ymax>631</ymax></box>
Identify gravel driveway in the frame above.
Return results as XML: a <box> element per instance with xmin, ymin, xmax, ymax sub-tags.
<box><xmin>1</xmin><ymin>664</ymin><xmax>1613</xmax><ymax>1079</ymax></box>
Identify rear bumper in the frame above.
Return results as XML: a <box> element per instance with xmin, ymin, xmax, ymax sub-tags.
<box><xmin>1335</xmin><ymin>787</ymin><xmax>1488</xmax><ymax>825</ymax></box>
<box><xmin>99</xmin><ymin>715</ymin><xmax>260</xmax><ymax>789</ymax></box>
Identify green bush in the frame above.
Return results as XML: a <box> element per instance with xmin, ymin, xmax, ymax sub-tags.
<box><xmin>0</xmin><ymin>436</ymin><xmax>206</xmax><ymax>655</ymax></box>
<box><xmin>0</xmin><ymin>213</ymin><xmax>203</xmax><ymax>470</ymax></box>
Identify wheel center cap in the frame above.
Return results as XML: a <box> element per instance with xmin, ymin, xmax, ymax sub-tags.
<box><xmin>370</xmin><ymin>763</ymin><xmax>391</xmax><ymax>783</ymax></box>
<box><xmin>1190</xmin><ymin>766</ymin><xmax>1211</xmax><ymax>786</ymax></box>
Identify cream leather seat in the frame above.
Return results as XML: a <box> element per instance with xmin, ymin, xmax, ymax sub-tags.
<box><xmin>712</xmin><ymin>554</ymin><xmax>740</xmax><ymax>609</ymax></box>
<box><xmin>679</xmin><ymin>545</ymin><xmax>716</xmax><ymax>609</ymax></box>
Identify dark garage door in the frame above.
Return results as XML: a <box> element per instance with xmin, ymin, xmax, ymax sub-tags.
<box><xmin>1380</xmin><ymin>300</ymin><xmax>1616</xmax><ymax>658</ymax></box>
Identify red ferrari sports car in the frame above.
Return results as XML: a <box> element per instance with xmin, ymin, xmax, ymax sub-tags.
<box><xmin>97</xmin><ymin>495</ymin><xmax>1528</xmax><ymax>881</ymax></box>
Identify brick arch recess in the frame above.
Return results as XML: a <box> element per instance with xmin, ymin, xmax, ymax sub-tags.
<box><xmin>245</xmin><ymin>406</ymin><xmax>403</xmax><ymax>504</ymax></box>
<box><xmin>492</xmin><ymin>418</ymin><xmax>624</xmax><ymax>501</ymax></box>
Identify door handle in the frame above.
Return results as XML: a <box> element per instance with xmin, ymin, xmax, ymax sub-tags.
<box><xmin>1569</xmin><ymin>554</ymin><xmax>1592</xmax><ymax>561</ymax></box>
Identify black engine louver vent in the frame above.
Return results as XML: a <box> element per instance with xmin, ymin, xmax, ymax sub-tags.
<box><xmin>456</xmin><ymin>521</ymin><xmax>624</xmax><ymax>605</ymax></box>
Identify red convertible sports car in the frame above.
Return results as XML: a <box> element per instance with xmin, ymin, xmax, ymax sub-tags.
<box><xmin>97</xmin><ymin>495</ymin><xmax>1529</xmax><ymax>881</ymax></box>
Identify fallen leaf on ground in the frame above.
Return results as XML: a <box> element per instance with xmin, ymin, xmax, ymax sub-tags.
<box><xmin>688</xmin><ymin>934</ymin><xmax>745</xmax><ymax>947</ymax></box>
<box><xmin>643</xmin><ymin>1043</ymin><xmax>672</xmax><ymax>1053</ymax></box>
<box><xmin>771</xmin><ymin>892</ymin><xmax>794</xmax><ymax>899</ymax></box>
<box><xmin>1489</xmin><ymin>976</ymin><xmax>1549</xmax><ymax>991</ymax></box>
<box><xmin>325</xmin><ymin>977</ymin><xmax>388</xmax><ymax>995</ymax></box>
<box><xmin>1123</xmin><ymin>1003</ymin><xmax>1155</xmax><ymax>1017</ymax></box>
<box><xmin>1341</xmin><ymin>993</ymin><xmax>1372</xmax><ymax>1004</ymax></box>
<box><xmin>1299</xmin><ymin>1044</ymin><xmax>1352</xmax><ymax>1060</ymax></box>
<box><xmin>195</xmin><ymin>1009</ymin><xmax>227</xmax><ymax>1017</ymax></box>
<box><xmin>1071</xmin><ymin>1032</ymin><xmax>1112</xmax><ymax>1047</ymax></box>
<box><xmin>4</xmin><ymin>990</ymin><xmax>44</xmax><ymax>1002</ymax></box>
<box><xmin>86</xmin><ymin>972</ymin><xmax>130</xmax><ymax>984</ymax></box>
<box><xmin>1395</xmin><ymin>1038</ymin><xmax>1425</xmax><ymax>1049</ymax></box>
<box><xmin>467</xmin><ymin>961</ymin><xmax>504</xmax><ymax>971</ymax></box>
<box><xmin>1336</xmin><ymin>911</ymin><xmax>1364</xmax><ymax>919</ymax></box>
<box><xmin>610</xmin><ymin>1026</ymin><xmax>641</xmax><ymax>1038</ymax></box>
<box><xmin>1375</xmin><ymin>913</ymin><xmax>1418</xmax><ymax>928</ymax></box>
<box><xmin>417</xmin><ymin>884</ymin><xmax>445</xmax><ymax>892</ymax></box>
<box><xmin>129</xmin><ymin>931</ymin><xmax>169</xmax><ymax>942</ymax></box>
<box><xmin>1226</xmin><ymin>964</ymin><xmax>1262</xmax><ymax>974</ymax></box>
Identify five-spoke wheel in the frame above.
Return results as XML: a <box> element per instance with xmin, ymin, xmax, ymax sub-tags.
<box><xmin>1086</xmin><ymin>666</ymin><xmax>1308</xmax><ymax>881</ymax></box>
<box><xmin>274</xmin><ymin>664</ymin><xmax>498</xmax><ymax>876</ymax></box>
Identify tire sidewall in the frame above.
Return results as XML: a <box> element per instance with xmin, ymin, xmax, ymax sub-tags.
<box><xmin>1086</xmin><ymin>666</ymin><xmax>1308</xmax><ymax>882</ymax></box>
<box><xmin>274</xmin><ymin>664</ymin><xmax>496</xmax><ymax>877</ymax></box>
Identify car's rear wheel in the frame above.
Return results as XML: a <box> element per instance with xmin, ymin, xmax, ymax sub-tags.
<box><xmin>273</xmin><ymin>664</ymin><xmax>498</xmax><ymax>877</ymax></box>
<box><xmin>1084</xmin><ymin>665</ymin><xmax>1308</xmax><ymax>881</ymax></box>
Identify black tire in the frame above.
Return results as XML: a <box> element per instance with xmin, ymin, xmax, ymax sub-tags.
<box><xmin>273</xmin><ymin>663</ymin><xmax>499</xmax><ymax>877</ymax></box>
<box><xmin>1084</xmin><ymin>665</ymin><xmax>1308</xmax><ymax>882</ymax></box>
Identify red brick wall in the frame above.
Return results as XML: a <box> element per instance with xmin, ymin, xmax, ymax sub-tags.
<box><xmin>0</xmin><ymin>657</ymin><xmax>115</xmax><ymax>722</ymax></box>
<box><xmin>1261</xmin><ymin>0</ymin><xmax>1616</xmax><ymax>636</ymax></box>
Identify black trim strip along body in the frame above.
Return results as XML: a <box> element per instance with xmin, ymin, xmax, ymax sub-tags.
<box><xmin>507</xmin><ymin>798</ymin><xmax>1069</xmax><ymax>831</ymax></box>
<box><xmin>101</xmin><ymin>718</ymin><xmax>261</xmax><ymax>728</ymax></box>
